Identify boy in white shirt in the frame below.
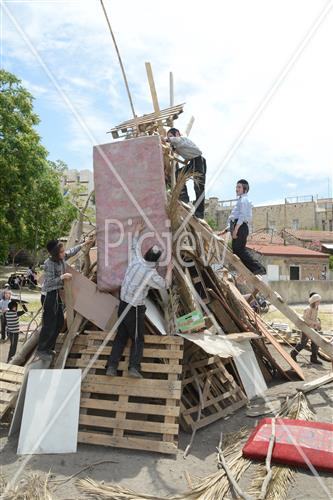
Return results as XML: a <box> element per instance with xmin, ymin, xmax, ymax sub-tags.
<box><xmin>221</xmin><ymin>180</ymin><xmax>266</xmax><ymax>275</ymax></box>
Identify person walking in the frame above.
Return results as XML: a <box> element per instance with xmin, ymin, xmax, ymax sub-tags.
<box><xmin>291</xmin><ymin>293</ymin><xmax>323</xmax><ymax>365</ymax></box>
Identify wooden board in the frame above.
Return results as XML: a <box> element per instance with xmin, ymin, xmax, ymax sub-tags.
<box><xmin>59</xmin><ymin>330</ymin><xmax>183</xmax><ymax>454</ymax></box>
<box><xmin>0</xmin><ymin>362</ymin><xmax>25</xmax><ymax>420</ymax></box>
<box><xmin>180</xmin><ymin>345</ymin><xmax>247</xmax><ymax>432</ymax></box>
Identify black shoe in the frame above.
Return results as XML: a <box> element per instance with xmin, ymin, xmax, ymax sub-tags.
<box><xmin>106</xmin><ymin>366</ymin><xmax>117</xmax><ymax>376</ymax></box>
<box><xmin>310</xmin><ymin>358</ymin><xmax>323</xmax><ymax>365</ymax></box>
<box><xmin>128</xmin><ymin>367</ymin><xmax>143</xmax><ymax>379</ymax></box>
<box><xmin>290</xmin><ymin>350</ymin><xmax>298</xmax><ymax>361</ymax></box>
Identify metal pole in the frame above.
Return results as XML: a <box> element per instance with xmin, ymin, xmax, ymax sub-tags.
<box><xmin>100</xmin><ymin>0</ymin><xmax>136</xmax><ymax>119</ymax></box>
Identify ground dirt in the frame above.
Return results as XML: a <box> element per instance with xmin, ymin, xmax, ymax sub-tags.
<box><xmin>1</xmin><ymin>266</ymin><xmax>332</xmax><ymax>499</ymax></box>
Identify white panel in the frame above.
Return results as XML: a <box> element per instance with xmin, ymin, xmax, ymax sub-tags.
<box><xmin>233</xmin><ymin>340</ymin><xmax>267</xmax><ymax>399</ymax></box>
<box><xmin>17</xmin><ymin>369</ymin><xmax>81</xmax><ymax>455</ymax></box>
<box><xmin>267</xmin><ymin>264</ymin><xmax>279</xmax><ymax>281</ymax></box>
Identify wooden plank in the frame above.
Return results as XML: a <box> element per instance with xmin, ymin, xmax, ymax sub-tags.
<box><xmin>0</xmin><ymin>381</ymin><xmax>21</xmax><ymax>392</ymax></box>
<box><xmin>78</xmin><ymin>431</ymin><xmax>177</xmax><ymax>454</ymax></box>
<box><xmin>82</xmin><ymin>332</ymin><xmax>183</xmax><ymax>345</ymax></box>
<box><xmin>81</xmin><ymin>382</ymin><xmax>181</xmax><ymax>400</ymax></box>
<box><xmin>80</xmin><ymin>398</ymin><xmax>180</xmax><ymax>417</ymax></box>
<box><xmin>145</xmin><ymin>62</ymin><xmax>165</xmax><ymax>136</ymax></box>
<box><xmin>64</xmin><ymin>280</ymin><xmax>74</xmax><ymax>328</ymax></box>
<box><xmin>0</xmin><ymin>392</ymin><xmax>14</xmax><ymax>403</ymax></box>
<box><xmin>0</xmin><ymin>372</ymin><xmax>25</xmax><ymax>384</ymax></box>
<box><xmin>75</xmin><ymin>347</ymin><xmax>184</xmax><ymax>359</ymax></box>
<box><xmin>66</xmin><ymin>359</ymin><xmax>182</xmax><ymax>374</ymax></box>
<box><xmin>0</xmin><ymin>363</ymin><xmax>25</xmax><ymax>374</ymax></box>
<box><xmin>298</xmin><ymin>373</ymin><xmax>333</xmax><ymax>394</ymax></box>
<box><xmin>54</xmin><ymin>313</ymin><xmax>84</xmax><ymax>369</ymax></box>
<box><xmin>79</xmin><ymin>414</ymin><xmax>178</xmax><ymax>435</ymax></box>
<box><xmin>192</xmin><ymin>400</ymin><xmax>246</xmax><ymax>430</ymax></box>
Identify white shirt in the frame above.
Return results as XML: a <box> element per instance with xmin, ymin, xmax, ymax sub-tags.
<box><xmin>168</xmin><ymin>136</ymin><xmax>202</xmax><ymax>160</ymax></box>
<box><xmin>120</xmin><ymin>236</ymin><xmax>169</xmax><ymax>307</ymax></box>
<box><xmin>227</xmin><ymin>194</ymin><xmax>252</xmax><ymax>228</ymax></box>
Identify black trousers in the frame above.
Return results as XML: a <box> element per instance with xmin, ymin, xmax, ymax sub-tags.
<box><xmin>293</xmin><ymin>333</ymin><xmax>319</xmax><ymax>359</ymax></box>
<box><xmin>107</xmin><ymin>300</ymin><xmax>146</xmax><ymax>371</ymax></box>
<box><xmin>37</xmin><ymin>290</ymin><xmax>64</xmax><ymax>353</ymax></box>
<box><xmin>232</xmin><ymin>223</ymin><xmax>266</xmax><ymax>275</ymax></box>
<box><xmin>7</xmin><ymin>332</ymin><xmax>18</xmax><ymax>362</ymax></box>
<box><xmin>176</xmin><ymin>156</ymin><xmax>206</xmax><ymax>219</ymax></box>
<box><xmin>1</xmin><ymin>315</ymin><xmax>6</xmax><ymax>340</ymax></box>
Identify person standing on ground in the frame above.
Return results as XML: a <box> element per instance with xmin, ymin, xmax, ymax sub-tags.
<box><xmin>221</xmin><ymin>179</ymin><xmax>266</xmax><ymax>275</ymax></box>
<box><xmin>291</xmin><ymin>293</ymin><xmax>323</xmax><ymax>365</ymax></box>
<box><xmin>0</xmin><ymin>289</ymin><xmax>12</xmax><ymax>341</ymax></box>
<box><xmin>5</xmin><ymin>300</ymin><xmax>27</xmax><ymax>362</ymax></box>
<box><xmin>36</xmin><ymin>237</ymin><xmax>93</xmax><ymax>360</ymax></box>
<box><xmin>166</xmin><ymin>128</ymin><xmax>207</xmax><ymax>219</ymax></box>
<box><xmin>106</xmin><ymin>220</ymin><xmax>173</xmax><ymax>379</ymax></box>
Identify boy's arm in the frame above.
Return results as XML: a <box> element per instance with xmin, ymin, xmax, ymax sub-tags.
<box><xmin>65</xmin><ymin>244</ymin><xmax>82</xmax><ymax>260</ymax></box>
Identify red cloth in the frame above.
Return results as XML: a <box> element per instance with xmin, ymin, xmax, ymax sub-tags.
<box><xmin>243</xmin><ymin>418</ymin><xmax>333</xmax><ymax>472</ymax></box>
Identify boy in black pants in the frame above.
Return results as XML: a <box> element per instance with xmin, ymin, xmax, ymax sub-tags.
<box><xmin>6</xmin><ymin>300</ymin><xmax>27</xmax><ymax>362</ymax></box>
<box><xmin>221</xmin><ymin>179</ymin><xmax>266</xmax><ymax>275</ymax></box>
<box><xmin>106</xmin><ymin>221</ymin><xmax>173</xmax><ymax>378</ymax></box>
<box><xmin>166</xmin><ymin>128</ymin><xmax>206</xmax><ymax>219</ymax></box>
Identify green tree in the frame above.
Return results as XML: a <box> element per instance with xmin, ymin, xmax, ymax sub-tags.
<box><xmin>0</xmin><ymin>70</ymin><xmax>77</xmax><ymax>262</ymax></box>
<box><xmin>206</xmin><ymin>217</ymin><xmax>218</xmax><ymax>231</ymax></box>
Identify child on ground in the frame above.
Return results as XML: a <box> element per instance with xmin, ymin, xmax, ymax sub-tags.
<box><xmin>36</xmin><ymin>237</ymin><xmax>93</xmax><ymax>360</ymax></box>
<box><xmin>291</xmin><ymin>293</ymin><xmax>323</xmax><ymax>365</ymax></box>
<box><xmin>221</xmin><ymin>179</ymin><xmax>266</xmax><ymax>275</ymax></box>
<box><xmin>5</xmin><ymin>300</ymin><xmax>27</xmax><ymax>362</ymax></box>
<box><xmin>106</xmin><ymin>220</ymin><xmax>173</xmax><ymax>378</ymax></box>
<box><xmin>0</xmin><ymin>289</ymin><xmax>12</xmax><ymax>341</ymax></box>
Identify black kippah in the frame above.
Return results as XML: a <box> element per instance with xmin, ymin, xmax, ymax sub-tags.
<box><xmin>46</xmin><ymin>239</ymin><xmax>59</xmax><ymax>253</ymax></box>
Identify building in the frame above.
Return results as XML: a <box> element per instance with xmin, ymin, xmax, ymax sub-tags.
<box><xmin>61</xmin><ymin>169</ymin><xmax>94</xmax><ymax>208</ymax></box>
<box><xmin>246</xmin><ymin>243</ymin><xmax>329</xmax><ymax>282</ymax></box>
<box><xmin>205</xmin><ymin>195</ymin><xmax>333</xmax><ymax>232</ymax></box>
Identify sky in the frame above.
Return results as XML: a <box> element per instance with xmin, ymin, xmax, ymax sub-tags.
<box><xmin>1</xmin><ymin>0</ymin><xmax>333</xmax><ymax>204</ymax></box>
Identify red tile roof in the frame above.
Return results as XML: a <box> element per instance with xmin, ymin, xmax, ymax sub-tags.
<box><xmin>285</xmin><ymin>230</ymin><xmax>333</xmax><ymax>242</ymax></box>
<box><xmin>247</xmin><ymin>244</ymin><xmax>329</xmax><ymax>258</ymax></box>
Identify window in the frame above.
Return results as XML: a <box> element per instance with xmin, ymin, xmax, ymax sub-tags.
<box><xmin>322</xmin><ymin>220</ymin><xmax>326</xmax><ymax>230</ymax></box>
<box><xmin>290</xmin><ymin>266</ymin><xmax>300</xmax><ymax>280</ymax></box>
<box><xmin>292</xmin><ymin>219</ymin><xmax>299</xmax><ymax>230</ymax></box>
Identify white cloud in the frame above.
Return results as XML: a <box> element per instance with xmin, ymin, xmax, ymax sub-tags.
<box><xmin>2</xmin><ymin>0</ymin><xmax>332</xmax><ymax>200</ymax></box>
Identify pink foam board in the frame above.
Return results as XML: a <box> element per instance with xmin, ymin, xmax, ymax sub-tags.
<box><xmin>94</xmin><ymin>136</ymin><xmax>169</xmax><ymax>292</ymax></box>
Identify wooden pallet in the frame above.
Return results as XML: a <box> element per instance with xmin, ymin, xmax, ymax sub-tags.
<box><xmin>180</xmin><ymin>343</ymin><xmax>247</xmax><ymax>432</ymax></box>
<box><xmin>109</xmin><ymin>103</ymin><xmax>185</xmax><ymax>138</ymax></box>
<box><xmin>60</xmin><ymin>330</ymin><xmax>183</xmax><ymax>454</ymax></box>
<box><xmin>0</xmin><ymin>362</ymin><xmax>25</xmax><ymax>420</ymax></box>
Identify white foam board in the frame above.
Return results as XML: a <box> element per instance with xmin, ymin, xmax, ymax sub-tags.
<box><xmin>17</xmin><ymin>369</ymin><xmax>81</xmax><ymax>455</ymax></box>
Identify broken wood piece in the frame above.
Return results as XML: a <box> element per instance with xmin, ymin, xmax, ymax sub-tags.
<box><xmin>64</xmin><ymin>280</ymin><xmax>74</xmax><ymax>328</ymax></box>
<box><xmin>217</xmin><ymin>433</ymin><xmax>254</xmax><ymax>500</ymax></box>
<box><xmin>298</xmin><ymin>373</ymin><xmax>333</xmax><ymax>394</ymax></box>
<box><xmin>259</xmin><ymin>417</ymin><xmax>276</xmax><ymax>500</ymax></box>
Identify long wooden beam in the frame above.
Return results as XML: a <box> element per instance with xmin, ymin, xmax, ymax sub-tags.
<box><xmin>178</xmin><ymin>205</ymin><xmax>333</xmax><ymax>360</ymax></box>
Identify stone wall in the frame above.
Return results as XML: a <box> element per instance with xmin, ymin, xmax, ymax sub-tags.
<box><xmin>269</xmin><ymin>280</ymin><xmax>332</xmax><ymax>304</ymax></box>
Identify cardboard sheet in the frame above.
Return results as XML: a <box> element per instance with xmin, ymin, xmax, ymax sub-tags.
<box><xmin>94</xmin><ymin>136</ymin><xmax>169</xmax><ymax>292</ymax></box>
<box><xmin>178</xmin><ymin>330</ymin><xmax>245</xmax><ymax>358</ymax></box>
<box><xmin>17</xmin><ymin>369</ymin><xmax>81</xmax><ymax>454</ymax></box>
<box><xmin>66</xmin><ymin>265</ymin><xmax>119</xmax><ymax>331</ymax></box>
